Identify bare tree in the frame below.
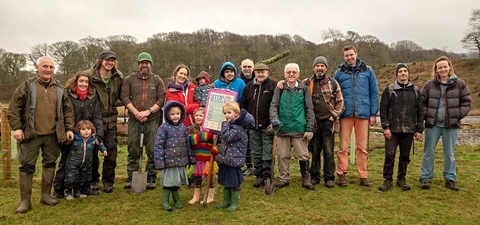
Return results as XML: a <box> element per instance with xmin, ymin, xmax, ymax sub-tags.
<box><xmin>461</xmin><ymin>8</ymin><xmax>480</xmax><ymax>58</ymax></box>
<box><xmin>28</xmin><ymin>43</ymin><xmax>49</xmax><ymax>66</ymax></box>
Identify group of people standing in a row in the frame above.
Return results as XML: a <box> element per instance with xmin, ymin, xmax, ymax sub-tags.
<box><xmin>8</xmin><ymin>44</ymin><xmax>471</xmax><ymax>214</ymax></box>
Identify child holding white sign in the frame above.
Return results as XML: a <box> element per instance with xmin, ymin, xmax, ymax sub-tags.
<box><xmin>187</xmin><ymin>107</ymin><xmax>219</xmax><ymax>204</ymax></box>
<box><xmin>216</xmin><ymin>101</ymin><xmax>254</xmax><ymax>212</ymax></box>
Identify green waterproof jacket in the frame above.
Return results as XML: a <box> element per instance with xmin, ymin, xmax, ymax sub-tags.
<box><xmin>269</xmin><ymin>80</ymin><xmax>315</xmax><ymax>137</ymax></box>
<box><xmin>85</xmin><ymin>66</ymin><xmax>124</xmax><ymax>130</ymax></box>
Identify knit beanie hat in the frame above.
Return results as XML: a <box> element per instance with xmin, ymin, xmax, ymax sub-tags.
<box><xmin>137</xmin><ymin>52</ymin><xmax>153</xmax><ymax>64</ymax></box>
<box><xmin>312</xmin><ymin>56</ymin><xmax>328</xmax><ymax>68</ymax></box>
<box><xmin>395</xmin><ymin>63</ymin><xmax>409</xmax><ymax>77</ymax></box>
<box><xmin>196</xmin><ymin>71</ymin><xmax>210</xmax><ymax>83</ymax></box>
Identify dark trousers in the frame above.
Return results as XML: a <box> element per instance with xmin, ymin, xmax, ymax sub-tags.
<box><xmin>53</xmin><ymin>144</ymin><xmax>70</xmax><ymax>193</ymax></box>
<box><xmin>383</xmin><ymin>132</ymin><xmax>413</xmax><ymax>182</ymax></box>
<box><xmin>309</xmin><ymin>120</ymin><xmax>335</xmax><ymax>182</ymax></box>
<box><xmin>101</xmin><ymin>126</ymin><xmax>118</xmax><ymax>185</ymax></box>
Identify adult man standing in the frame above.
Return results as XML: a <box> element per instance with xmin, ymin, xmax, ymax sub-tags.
<box><xmin>379</xmin><ymin>63</ymin><xmax>423</xmax><ymax>192</ymax></box>
<box><xmin>239</xmin><ymin>58</ymin><xmax>255</xmax><ymax>176</ymax></box>
<box><xmin>121</xmin><ymin>52</ymin><xmax>166</xmax><ymax>190</ymax></box>
<box><xmin>307</xmin><ymin>56</ymin><xmax>344</xmax><ymax>188</ymax></box>
<box><xmin>239</xmin><ymin>63</ymin><xmax>277</xmax><ymax>187</ymax></box>
<box><xmin>334</xmin><ymin>45</ymin><xmax>378</xmax><ymax>187</ymax></box>
<box><xmin>270</xmin><ymin>63</ymin><xmax>315</xmax><ymax>190</ymax></box>
<box><xmin>85</xmin><ymin>50</ymin><xmax>124</xmax><ymax>194</ymax></box>
<box><xmin>8</xmin><ymin>56</ymin><xmax>69</xmax><ymax>213</ymax></box>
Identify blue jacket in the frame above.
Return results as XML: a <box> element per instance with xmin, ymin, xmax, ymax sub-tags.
<box><xmin>154</xmin><ymin>100</ymin><xmax>196</xmax><ymax>170</ymax></box>
<box><xmin>212</xmin><ymin>62</ymin><xmax>246</xmax><ymax>101</ymax></box>
<box><xmin>216</xmin><ymin>109</ymin><xmax>254</xmax><ymax>168</ymax></box>
<box><xmin>333</xmin><ymin>59</ymin><xmax>378</xmax><ymax>119</ymax></box>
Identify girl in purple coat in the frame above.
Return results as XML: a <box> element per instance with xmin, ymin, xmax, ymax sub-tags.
<box><xmin>216</xmin><ymin>101</ymin><xmax>254</xmax><ymax>212</ymax></box>
<box><xmin>154</xmin><ymin>100</ymin><xmax>196</xmax><ymax>211</ymax></box>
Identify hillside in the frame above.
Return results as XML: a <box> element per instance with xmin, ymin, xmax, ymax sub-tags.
<box><xmin>269</xmin><ymin>58</ymin><xmax>480</xmax><ymax>115</ymax></box>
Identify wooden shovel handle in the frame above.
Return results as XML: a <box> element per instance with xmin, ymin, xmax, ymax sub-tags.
<box><xmin>202</xmin><ymin>134</ymin><xmax>218</xmax><ymax>207</ymax></box>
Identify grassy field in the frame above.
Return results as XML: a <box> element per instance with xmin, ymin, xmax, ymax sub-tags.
<box><xmin>0</xmin><ymin>137</ymin><xmax>479</xmax><ymax>225</ymax></box>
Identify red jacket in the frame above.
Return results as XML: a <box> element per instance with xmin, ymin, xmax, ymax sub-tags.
<box><xmin>166</xmin><ymin>82</ymin><xmax>200</xmax><ymax>127</ymax></box>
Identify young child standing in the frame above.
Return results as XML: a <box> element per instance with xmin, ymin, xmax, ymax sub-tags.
<box><xmin>154</xmin><ymin>100</ymin><xmax>196</xmax><ymax>211</ymax></box>
<box><xmin>187</xmin><ymin>107</ymin><xmax>219</xmax><ymax>204</ymax></box>
<box><xmin>193</xmin><ymin>71</ymin><xmax>213</xmax><ymax>107</ymax></box>
<box><xmin>216</xmin><ymin>101</ymin><xmax>254</xmax><ymax>212</ymax></box>
<box><xmin>64</xmin><ymin>120</ymin><xmax>107</xmax><ymax>200</ymax></box>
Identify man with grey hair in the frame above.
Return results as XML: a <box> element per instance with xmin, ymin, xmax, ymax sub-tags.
<box><xmin>8</xmin><ymin>56</ymin><xmax>70</xmax><ymax>213</ymax></box>
<box><xmin>269</xmin><ymin>63</ymin><xmax>315</xmax><ymax>190</ymax></box>
<box><xmin>239</xmin><ymin>58</ymin><xmax>255</xmax><ymax>176</ymax></box>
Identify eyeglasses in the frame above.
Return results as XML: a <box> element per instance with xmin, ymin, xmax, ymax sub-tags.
<box><xmin>285</xmin><ymin>71</ymin><xmax>298</xmax><ymax>75</ymax></box>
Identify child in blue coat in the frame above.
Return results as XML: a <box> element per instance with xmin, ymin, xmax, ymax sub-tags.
<box><xmin>216</xmin><ymin>101</ymin><xmax>254</xmax><ymax>212</ymax></box>
<box><xmin>154</xmin><ymin>100</ymin><xmax>196</xmax><ymax>211</ymax></box>
<box><xmin>64</xmin><ymin>120</ymin><xmax>107</xmax><ymax>200</ymax></box>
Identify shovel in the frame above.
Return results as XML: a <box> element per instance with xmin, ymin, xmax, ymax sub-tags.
<box><xmin>131</xmin><ymin>124</ymin><xmax>147</xmax><ymax>194</ymax></box>
<box><xmin>202</xmin><ymin>134</ymin><xmax>218</xmax><ymax>207</ymax></box>
<box><xmin>263</xmin><ymin>133</ymin><xmax>277</xmax><ymax>196</ymax></box>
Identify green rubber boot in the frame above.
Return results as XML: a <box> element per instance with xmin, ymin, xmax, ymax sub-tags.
<box><xmin>161</xmin><ymin>189</ymin><xmax>173</xmax><ymax>211</ymax></box>
<box><xmin>227</xmin><ymin>190</ymin><xmax>240</xmax><ymax>212</ymax></box>
<box><xmin>172</xmin><ymin>190</ymin><xmax>184</xmax><ymax>209</ymax></box>
<box><xmin>216</xmin><ymin>188</ymin><xmax>231</xmax><ymax>209</ymax></box>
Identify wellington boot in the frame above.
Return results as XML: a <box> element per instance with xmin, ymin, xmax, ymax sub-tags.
<box><xmin>16</xmin><ymin>172</ymin><xmax>33</xmax><ymax>213</ymax></box>
<box><xmin>216</xmin><ymin>188</ymin><xmax>231</xmax><ymax>209</ymax></box>
<box><xmin>40</xmin><ymin>168</ymin><xmax>58</xmax><ymax>205</ymax></box>
<box><xmin>188</xmin><ymin>188</ymin><xmax>201</xmax><ymax>204</ymax></box>
<box><xmin>227</xmin><ymin>190</ymin><xmax>240</xmax><ymax>212</ymax></box>
<box><xmin>172</xmin><ymin>190</ymin><xmax>184</xmax><ymax>209</ymax></box>
<box><xmin>300</xmin><ymin>161</ymin><xmax>314</xmax><ymax>190</ymax></box>
<box><xmin>161</xmin><ymin>189</ymin><xmax>173</xmax><ymax>211</ymax></box>
<box><xmin>200</xmin><ymin>188</ymin><xmax>215</xmax><ymax>204</ymax></box>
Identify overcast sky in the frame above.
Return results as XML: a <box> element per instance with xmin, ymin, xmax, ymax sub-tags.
<box><xmin>1</xmin><ymin>0</ymin><xmax>479</xmax><ymax>54</ymax></box>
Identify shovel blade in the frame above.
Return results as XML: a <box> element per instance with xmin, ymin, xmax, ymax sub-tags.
<box><xmin>263</xmin><ymin>178</ymin><xmax>275</xmax><ymax>196</ymax></box>
<box><xmin>130</xmin><ymin>171</ymin><xmax>147</xmax><ymax>194</ymax></box>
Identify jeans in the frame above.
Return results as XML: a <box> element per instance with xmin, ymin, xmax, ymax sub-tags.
<box><xmin>419</xmin><ymin>126</ymin><xmax>458</xmax><ymax>182</ymax></box>
<box><xmin>310</xmin><ymin>120</ymin><xmax>335</xmax><ymax>182</ymax></box>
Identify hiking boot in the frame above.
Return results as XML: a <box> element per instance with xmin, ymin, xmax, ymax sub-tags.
<box><xmin>83</xmin><ymin>187</ymin><xmax>99</xmax><ymax>195</ymax></box>
<box><xmin>90</xmin><ymin>182</ymin><xmax>99</xmax><ymax>191</ymax></box>
<box><xmin>445</xmin><ymin>180</ymin><xmax>459</xmax><ymax>191</ymax></box>
<box><xmin>253</xmin><ymin>177</ymin><xmax>264</xmax><ymax>188</ymax></box>
<box><xmin>147</xmin><ymin>181</ymin><xmax>157</xmax><ymax>190</ymax></box>
<box><xmin>275</xmin><ymin>181</ymin><xmax>289</xmax><ymax>188</ymax></box>
<box><xmin>360</xmin><ymin>178</ymin><xmax>373</xmax><ymax>187</ymax></box>
<box><xmin>325</xmin><ymin>180</ymin><xmax>335</xmax><ymax>189</ymax></box>
<box><xmin>378</xmin><ymin>180</ymin><xmax>392</xmax><ymax>192</ymax></box>
<box><xmin>65</xmin><ymin>190</ymin><xmax>74</xmax><ymax>201</ymax></box>
<box><xmin>421</xmin><ymin>181</ymin><xmax>430</xmax><ymax>189</ymax></box>
<box><xmin>396</xmin><ymin>179</ymin><xmax>411</xmax><ymax>191</ymax></box>
<box><xmin>124</xmin><ymin>182</ymin><xmax>132</xmax><ymax>189</ymax></box>
<box><xmin>53</xmin><ymin>191</ymin><xmax>64</xmax><ymax>199</ymax></box>
<box><xmin>103</xmin><ymin>183</ymin><xmax>113</xmax><ymax>193</ymax></box>
<box><xmin>337</xmin><ymin>173</ymin><xmax>347</xmax><ymax>187</ymax></box>
<box><xmin>243</xmin><ymin>168</ymin><xmax>254</xmax><ymax>176</ymax></box>
<box><xmin>311</xmin><ymin>178</ymin><xmax>320</xmax><ymax>185</ymax></box>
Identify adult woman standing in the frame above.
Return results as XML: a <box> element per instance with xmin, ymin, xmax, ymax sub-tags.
<box><xmin>419</xmin><ymin>56</ymin><xmax>471</xmax><ymax>191</ymax></box>
<box><xmin>166</xmin><ymin>64</ymin><xmax>200</xmax><ymax>128</ymax></box>
<box><xmin>53</xmin><ymin>71</ymin><xmax>104</xmax><ymax>198</ymax></box>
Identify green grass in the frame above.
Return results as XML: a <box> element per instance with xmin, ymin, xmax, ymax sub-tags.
<box><xmin>1</xmin><ymin>137</ymin><xmax>479</xmax><ymax>225</ymax></box>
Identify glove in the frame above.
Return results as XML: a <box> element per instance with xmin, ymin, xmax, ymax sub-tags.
<box><xmin>303</xmin><ymin>132</ymin><xmax>314</xmax><ymax>142</ymax></box>
<box><xmin>210</xmin><ymin>146</ymin><xmax>219</xmax><ymax>156</ymax></box>
<box><xmin>267</xmin><ymin>124</ymin><xmax>274</xmax><ymax>135</ymax></box>
<box><xmin>272</xmin><ymin>119</ymin><xmax>282</xmax><ymax>130</ymax></box>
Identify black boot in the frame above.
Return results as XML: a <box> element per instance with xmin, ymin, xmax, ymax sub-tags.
<box><xmin>300</xmin><ymin>161</ymin><xmax>314</xmax><ymax>190</ymax></box>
